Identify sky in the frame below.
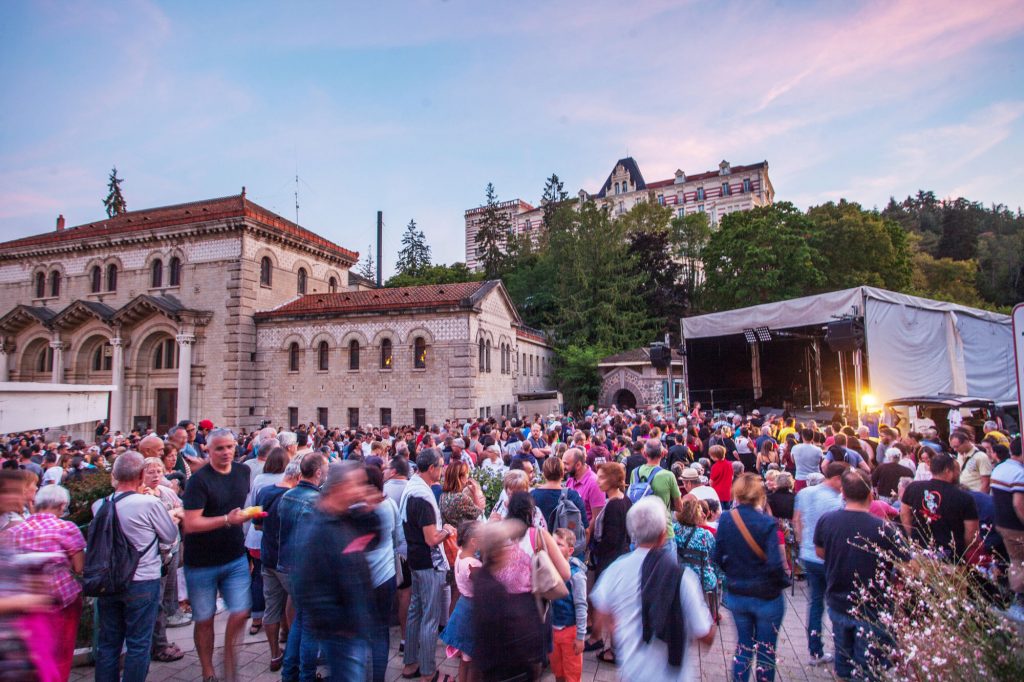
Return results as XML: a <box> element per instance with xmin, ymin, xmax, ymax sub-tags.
<box><xmin>2</xmin><ymin>0</ymin><xmax>1024</xmax><ymax>276</ymax></box>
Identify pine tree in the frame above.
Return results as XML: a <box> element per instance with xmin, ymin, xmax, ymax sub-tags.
<box><xmin>358</xmin><ymin>244</ymin><xmax>376</xmax><ymax>281</ymax></box>
<box><xmin>541</xmin><ymin>173</ymin><xmax>569</xmax><ymax>229</ymax></box>
<box><xmin>395</xmin><ymin>219</ymin><xmax>432</xmax><ymax>276</ymax></box>
<box><xmin>103</xmin><ymin>166</ymin><xmax>127</xmax><ymax>217</ymax></box>
<box><xmin>475</xmin><ymin>183</ymin><xmax>512</xmax><ymax>278</ymax></box>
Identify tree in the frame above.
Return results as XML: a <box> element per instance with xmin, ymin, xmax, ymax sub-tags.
<box><xmin>910</xmin><ymin>252</ymin><xmax>986</xmax><ymax>308</ymax></box>
<box><xmin>976</xmin><ymin>230</ymin><xmax>1024</xmax><ymax>307</ymax></box>
<box><xmin>619</xmin><ymin>200</ymin><xmax>687</xmax><ymax>337</ymax></box>
<box><xmin>540</xmin><ymin>173</ymin><xmax>569</xmax><ymax>230</ymax></box>
<box><xmin>936</xmin><ymin>198</ymin><xmax>982</xmax><ymax>261</ymax></box>
<box><xmin>385</xmin><ymin>262</ymin><xmax>482</xmax><ymax>288</ymax></box>
<box><xmin>395</xmin><ymin>219</ymin><xmax>431</xmax><ymax>277</ymax></box>
<box><xmin>670</xmin><ymin>212</ymin><xmax>712</xmax><ymax>313</ymax></box>
<box><xmin>474</xmin><ymin>183</ymin><xmax>512</xmax><ymax>279</ymax></box>
<box><xmin>805</xmin><ymin>200</ymin><xmax>912</xmax><ymax>292</ymax></box>
<box><xmin>357</xmin><ymin>244</ymin><xmax>376</xmax><ymax>281</ymax></box>
<box><xmin>701</xmin><ymin>202</ymin><xmax>824</xmax><ymax>310</ymax></box>
<box><xmin>103</xmin><ymin>166</ymin><xmax>127</xmax><ymax>217</ymax></box>
<box><xmin>553</xmin><ymin>344</ymin><xmax>610</xmax><ymax>412</ymax></box>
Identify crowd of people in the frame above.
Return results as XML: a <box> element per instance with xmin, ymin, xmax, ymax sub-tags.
<box><xmin>0</xmin><ymin>402</ymin><xmax>1021</xmax><ymax>682</ymax></box>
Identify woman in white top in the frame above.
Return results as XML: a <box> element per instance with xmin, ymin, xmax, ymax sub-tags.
<box><xmin>490</xmin><ymin>469</ymin><xmax>547</xmax><ymax>529</ymax></box>
<box><xmin>243</xmin><ymin>446</ymin><xmax>289</xmax><ymax>635</ymax></box>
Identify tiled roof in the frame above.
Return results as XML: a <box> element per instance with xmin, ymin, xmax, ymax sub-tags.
<box><xmin>515</xmin><ymin>327</ymin><xmax>548</xmax><ymax>344</ymax></box>
<box><xmin>599</xmin><ymin>347</ymin><xmax>651</xmax><ymax>364</ymax></box>
<box><xmin>645</xmin><ymin>162</ymin><xmax>769</xmax><ymax>191</ymax></box>
<box><xmin>255</xmin><ymin>280</ymin><xmax>500</xmax><ymax>320</ymax></box>
<box><xmin>0</xmin><ymin>193</ymin><xmax>358</xmax><ymax>263</ymax></box>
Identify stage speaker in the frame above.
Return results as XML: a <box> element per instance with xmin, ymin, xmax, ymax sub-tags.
<box><xmin>649</xmin><ymin>343</ymin><xmax>671</xmax><ymax>368</ymax></box>
<box><xmin>826</xmin><ymin>319</ymin><xmax>864</xmax><ymax>353</ymax></box>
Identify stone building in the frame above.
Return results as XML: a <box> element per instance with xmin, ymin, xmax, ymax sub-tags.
<box><xmin>597</xmin><ymin>347</ymin><xmax>685</xmax><ymax>411</ymax></box>
<box><xmin>0</xmin><ymin>192</ymin><xmax>554</xmax><ymax>436</ymax></box>
<box><xmin>465</xmin><ymin>156</ymin><xmax>774</xmax><ymax>269</ymax></box>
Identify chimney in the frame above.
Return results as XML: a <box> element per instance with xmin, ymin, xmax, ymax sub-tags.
<box><xmin>56</xmin><ymin>214</ymin><xmax>65</xmax><ymax>231</ymax></box>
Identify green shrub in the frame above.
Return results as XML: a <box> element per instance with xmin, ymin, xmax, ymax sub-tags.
<box><xmin>65</xmin><ymin>472</ymin><xmax>114</xmax><ymax>528</ymax></box>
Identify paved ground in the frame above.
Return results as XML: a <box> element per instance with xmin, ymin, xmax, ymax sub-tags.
<box><xmin>71</xmin><ymin>580</ymin><xmax>838</xmax><ymax>681</ymax></box>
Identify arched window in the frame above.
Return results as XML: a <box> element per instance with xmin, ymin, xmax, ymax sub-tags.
<box><xmin>414</xmin><ymin>337</ymin><xmax>426</xmax><ymax>369</ymax></box>
<box><xmin>169</xmin><ymin>257</ymin><xmax>181</xmax><ymax>286</ymax></box>
<box><xmin>318</xmin><ymin>341</ymin><xmax>329</xmax><ymax>371</ymax></box>
<box><xmin>380</xmin><ymin>338</ymin><xmax>393</xmax><ymax>369</ymax></box>
<box><xmin>37</xmin><ymin>346</ymin><xmax>53</xmax><ymax>373</ymax></box>
<box><xmin>297</xmin><ymin>268</ymin><xmax>307</xmax><ymax>295</ymax></box>
<box><xmin>260</xmin><ymin>257</ymin><xmax>273</xmax><ymax>287</ymax></box>
<box><xmin>34</xmin><ymin>272</ymin><xmax>45</xmax><ymax>298</ymax></box>
<box><xmin>153</xmin><ymin>338</ymin><xmax>178</xmax><ymax>370</ymax></box>
<box><xmin>151</xmin><ymin>260</ymin><xmax>163</xmax><ymax>288</ymax></box>
<box><xmin>479</xmin><ymin>338</ymin><xmax>486</xmax><ymax>372</ymax></box>
<box><xmin>288</xmin><ymin>342</ymin><xmax>300</xmax><ymax>372</ymax></box>
<box><xmin>349</xmin><ymin>340</ymin><xmax>360</xmax><ymax>370</ymax></box>
<box><xmin>90</xmin><ymin>266</ymin><xmax>102</xmax><ymax>293</ymax></box>
<box><xmin>49</xmin><ymin>271</ymin><xmax>60</xmax><ymax>297</ymax></box>
<box><xmin>105</xmin><ymin>264</ymin><xmax>118</xmax><ymax>292</ymax></box>
<box><xmin>328</xmin><ymin>276</ymin><xmax>337</xmax><ymax>293</ymax></box>
<box><xmin>92</xmin><ymin>343</ymin><xmax>113</xmax><ymax>371</ymax></box>
<box><xmin>485</xmin><ymin>339</ymin><xmax>492</xmax><ymax>373</ymax></box>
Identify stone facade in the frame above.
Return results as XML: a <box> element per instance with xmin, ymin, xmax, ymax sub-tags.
<box><xmin>465</xmin><ymin>157</ymin><xmax>775</xmax><ymax>269</ymax></box>
<box><xmin>597</xmin><ymin>347</ymin><xmax>685</xmax><ymax>411</ymax></box>
<box><xmin>1</xmin><ymin>193</ymin><xmax>554</xmax><ymax>435</ymax></box>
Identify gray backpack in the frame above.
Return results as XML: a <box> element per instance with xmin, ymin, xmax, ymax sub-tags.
<box><xmin>553</xmin><ymin>488</ymin><xmax>586</xmax><ymax>556</ymax></box>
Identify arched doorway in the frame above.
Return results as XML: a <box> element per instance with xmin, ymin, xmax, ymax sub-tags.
<box><xmin>613</xmin><ymin>389</ymin><xmax>637</xmax><ymax>410</ymax></box>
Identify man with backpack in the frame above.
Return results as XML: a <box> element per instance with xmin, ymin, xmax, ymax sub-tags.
<box><xmin>627</xmin><ymin>439</ymin><xmax>683</xmax><ymax>540</ymax></box>
<box><xmin>87</xmin><ymin>451</ymin><xmax>179</xmax><ymax>682</ymax></box>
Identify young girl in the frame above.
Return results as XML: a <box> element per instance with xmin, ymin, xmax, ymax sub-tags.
<box><xmin>440</xmin><ymin>520</ymin><xmax>482</xmax><ymax>682</ymax></box>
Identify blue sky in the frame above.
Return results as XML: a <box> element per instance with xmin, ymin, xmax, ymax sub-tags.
<box><xmin>2</xmin><ymin>0</ymin><xmax>1023</xmax><ymax>275</ymax></box>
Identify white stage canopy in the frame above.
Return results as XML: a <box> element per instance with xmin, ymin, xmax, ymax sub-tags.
<box><xmin>680</xmin><ymin>287</ymin><xmax>1014</xmax><ymax>404</ymax></box>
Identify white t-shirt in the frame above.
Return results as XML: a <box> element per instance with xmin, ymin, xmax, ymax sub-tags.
<box><xmin>91</xmin><ymin>492</ymin><xmax>179</xmax><ymax>581</ymax></box>
<box><xmin>690</xmin><ymin>485</ymin><xmax>720</xmax><ymax>504</ymax></box>
<box><xmin>41</xmin><ymin>466</ymin><xmax>64</xmax><ymax>486</ymax></box>
<box><xmin>591</xmin><ymin>547</ymin><xmax>713</xmax><ymax>682</ymax></box>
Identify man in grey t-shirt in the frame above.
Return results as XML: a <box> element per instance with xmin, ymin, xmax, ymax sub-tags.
<box><xmin>91</xmin><ymin>451</ymin><xmax>179</xmax><ymax>682</ymax></box>
<box><xmin>791</xmin><ymin>429</ymin><xmax>823</xmax><ymax>492</ymax></box>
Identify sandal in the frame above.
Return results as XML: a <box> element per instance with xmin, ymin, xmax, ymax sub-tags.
<box><xmin>249</xmin><ymin>620</ymin><xmax>263</xmax><ymax>636</ymax></box>
<box><xmin>269</xmin><ymin>654</ymin><xmax>284</xmax><ymax>672</ymax></box>
<box><xmin>152</xmin><ymin>646</ymin><xmax>185</xmax><ymax>663</ymax></box>
<box><xmin>597</xmin><ymin>649</ymin><xmax>616</xmax><ymax>664</ymax></box>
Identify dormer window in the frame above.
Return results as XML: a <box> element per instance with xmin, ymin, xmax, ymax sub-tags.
<box><xmin>719</xmin><ymin>160</ymin><xmax>731</xmax><ymax>175</ymax></box>
<box><xmin>614</xmin><ymin>182</ymin><xmax>620</xmax><ymax>194</ymax></box>
<box><xmin>674</xmin><ymin>169</ymin><xmax>686</xmax><ymax>184</ymax></box>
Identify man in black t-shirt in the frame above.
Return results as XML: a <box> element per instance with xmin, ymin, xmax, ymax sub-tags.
<box><xmin>900</xmin><ymin>453</ymin><xmax>979</xmax><ymax>560</ymax></box>
<box><xmin>664</xmin><ymin>433</ymin><xmax>691</xmax><ymax>469</ymax></box>
<box><xmin>400</xmin><ymin>448</ymin><xmax>454</xmax><ymax>682</ymax></box>
<box><xmin>182</xmin><ymin>428</ymin><xmax>251</xmax><ymax>682</ymax></box>
<box><xmin>815</xmin><ymin>469</ymin><xmax>907</xmax><ymax>679</ymax></box>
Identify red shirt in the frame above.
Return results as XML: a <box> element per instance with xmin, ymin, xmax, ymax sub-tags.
<box><xmin>710</xmin><ymin>460</ymin><xmax>734</xmax><ymax>502</ymax></box>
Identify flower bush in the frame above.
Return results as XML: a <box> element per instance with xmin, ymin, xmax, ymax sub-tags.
<box><xmin>471</xmin><ymin>467</ymin><xmax>504</xmax><ymax>516</ymax></box>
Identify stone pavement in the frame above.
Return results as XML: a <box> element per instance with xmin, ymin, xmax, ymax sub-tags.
<box><xmin>71</xmin><ymin>580</ymin><xmax>838</xmax><ymax>681</ymax></box>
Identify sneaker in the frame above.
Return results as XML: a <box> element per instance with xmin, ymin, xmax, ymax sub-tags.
<box><xmin>809</xmin><ymin>653</ymin><xmax>834</xmax><ymax>666</ymax></box>
<box><xmin>167</xmin><ymin>611</ymin><xmax>193</xmax><ymax>628</ymax></box>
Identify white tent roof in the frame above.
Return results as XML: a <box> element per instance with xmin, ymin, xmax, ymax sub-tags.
<box><xmin>680</xmin><ymin>286</ymin><xmax>1008</xmax><ymax>339</ymax></box>
<box><xmin>680</xmin><ymin>287</ymin><xmax>1014</xmax><ymax>404</ymax></box>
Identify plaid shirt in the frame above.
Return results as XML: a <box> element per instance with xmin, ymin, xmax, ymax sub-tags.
<box><xmin>6</xmin><ymin>513</ymin><xmax>86</xmax><ymax>608</ymax></box>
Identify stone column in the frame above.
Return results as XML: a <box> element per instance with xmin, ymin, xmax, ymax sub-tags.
<box><xmin>0</xmin><ymin>343</ymin><xmax>9</xmax><ymax>382</ymax></box>
<box><xmin>110</xmin><ymin>336</ymin><xmax>125</xmax><ymax>434</ymax></box>
<box><xmin>49</xmin><ymin>340</ymin><xmax>65</xmax><ymax>384</ymax></box>
<box><xmin>176</xmin><ymin>333</ymin><xmax>195</xmax><ymax>422</ymax></box>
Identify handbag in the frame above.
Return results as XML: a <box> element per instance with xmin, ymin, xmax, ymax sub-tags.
<box><xmin>729</xmin><ymin>508</ymin><xmax>791</xmax><ymax>594</ymax></box>
<box><xmin>530</xmin><ymin>527</ymin><xmax>568</xmax><ymax>602</ymax></box>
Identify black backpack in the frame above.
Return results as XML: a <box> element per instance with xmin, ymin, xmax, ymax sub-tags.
<box><xmin>82</xmin><ymin>492</ymin><xmax>156</xmax><ymax>597</ymax></box>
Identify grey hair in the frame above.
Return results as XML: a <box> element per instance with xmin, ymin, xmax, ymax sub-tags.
<box><xmin>731</xmin><ymin>460</ymin><xmax>744</xmax><ymax>476</ymax></box>
<box><xmin>805</xmin><ymin>472</ymin><xmax>825</xmax><ymax>487</ymax></box>
<box><xmin>643</xmin><ymin>438</ymin><xmax>663</xmax><ymax>459</ymax></box>
<box><xmin>112</xmin><ymin>451</ymin><xmax>146</xmax><ymax>483</ymax></box>
<box><xmin>167</xmin><ymin>425</ymin><xmax>186</xmax><ymax>440</ymax></box>
<box><xmin>35</xmin><ymin>484</ymin><xmax>70</xmax><ymax>510</ymax></box>
<box><xmin>984</xmin><ymin>420</ymin><xmax>998</xmax><ymax>431</ymax></box>
<box><xmin>258</xmin><ymin>438</ymin><xmax>280</xmax><ymax>459</ymax></box>
<box><xmin>885</xmin><ymin>447</ymin><xmax>902</xmax><ymax>463</ymax></box>
<box><xmin>278</xmin><ymin>431</ymin><xmax>297</xmax><ymax>449</ymax></box>
<box><xmin>207</xmin><ymin>428</ymin><xmax>236</xmax><ymax>445</ymax></box>
<box><xmin>626</xmin><ymin>496</ymin><xmax>668</xmax><ymax>545</ymax></box>
<box><xmin>283</xmin><ymin>457</ymin><xmax>303</xmax><ymax>479</ymax></box>
<box><xmin>143</xmin><ymin>457</ymin><xmax>165</xmax><ymax>473</ymax></box>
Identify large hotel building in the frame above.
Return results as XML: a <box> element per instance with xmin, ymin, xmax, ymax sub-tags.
<box><xmin>465</xmin><ymin>157</ymin><xmax>774</xmax><ymax>270</ymax></box>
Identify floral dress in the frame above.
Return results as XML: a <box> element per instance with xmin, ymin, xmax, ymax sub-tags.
<box><xmin>439</xmin><ymin>491</ymin><xmax>483</xmax><ymax>527</ymax></box>
<box><xmin>673</xmin><ymin>521</ymin><xmax>718</xmax><ymax>592</ymax></box>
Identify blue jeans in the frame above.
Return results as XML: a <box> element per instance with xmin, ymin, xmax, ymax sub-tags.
<box><xmin>829</xmin><ymin>607</ymin><xmax>887</xmax><ymax>681</ymax></box>
<box><xmin>184</xmin><ymin>555</ymin><xmax>252</xmax><ymax>622</ymax></box>
<box><xmin>321</xmin><ymin>635</ymin><xmax>367</xmax><ymax>681</ymax></box>
<box><xmin>371</xmin><ymin>577</ymin><xmax>397</xmax><ymax>682</ymax></box>
<box><xmin>282</xmin><ymin>607</ymin><xmax>320</xmax><ymax>682</ymax></box>
<box><xmin>802</xmin><ymin>560</ymin><xmax>827</xmax><ymax>658</ymax></box>
<box><xmin>95</xmin><ymin>579</ymin><xmax>162</xmax><ymax>682</ymax></box>
<box><xmin>724</xmin><ymin>591</ymin><xmax>785</xmax><ymax>682</ymax></box>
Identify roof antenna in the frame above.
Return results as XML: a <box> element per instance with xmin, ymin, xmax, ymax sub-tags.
<box><xmin>294</xmin><ymin>164</ymin><xmax>300</xmax><ymax>226</ymax></box>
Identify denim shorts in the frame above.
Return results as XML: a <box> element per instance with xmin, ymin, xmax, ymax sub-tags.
<box><xmin>184</xmin><ymin>555</ymin><xmax>252</xmax><ymax>622</ymax></box>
